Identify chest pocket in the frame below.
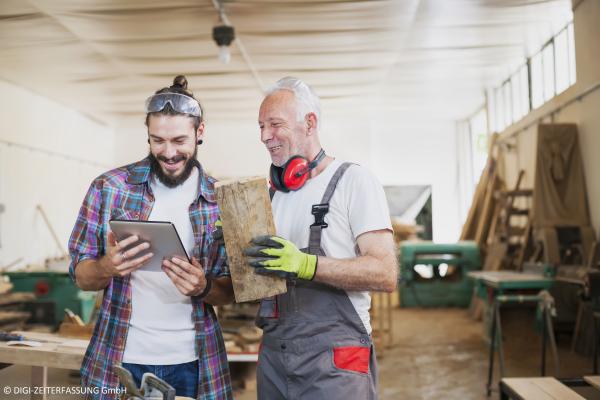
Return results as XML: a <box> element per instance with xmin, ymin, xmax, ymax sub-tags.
<box><xmin>110</xmin><ymin>208</ymin><xmax>138</xmax><ymax>221</ymax></box>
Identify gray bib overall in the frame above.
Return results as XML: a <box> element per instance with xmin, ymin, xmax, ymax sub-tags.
<box><xmin>256</xmin><ymin>163</ymin><xmax>378</xmax><ymax>400</ymax></box>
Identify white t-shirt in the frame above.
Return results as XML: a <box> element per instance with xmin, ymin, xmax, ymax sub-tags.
<box><xmin>122</xmin><ymin>167</ymin><xmax>198</xmax><ymax>365</ymax></box>
<box><xmin>271</xmin><ymin>158</ymin><xmax>392</xmax><ymax>334</ymax></box>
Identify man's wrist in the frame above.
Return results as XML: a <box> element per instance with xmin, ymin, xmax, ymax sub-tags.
<box><xmin>310</xmin><ymin>255</ymin><xmax>318</xmax><ymax>280</ymax></box>
<box><xmin>97</xmin><ymin>256</ymin><xmax>113</xmax><ymax>279</ymax></box>
<box><xmin>195</xmin><ymin>276</ymin><xmax>212</xmax><ymax>299</ymax></box>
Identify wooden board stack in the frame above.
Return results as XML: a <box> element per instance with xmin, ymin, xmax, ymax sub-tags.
<box><xmin>0</xmin><ymin>280</ymin><xmax>33</xmax><ymax>331</ymax></box>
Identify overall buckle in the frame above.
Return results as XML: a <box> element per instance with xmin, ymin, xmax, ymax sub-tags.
<box><xmin>311</xmin><ymin>203</ymin><xmax>329</xmax><ymax>229</ymax></box>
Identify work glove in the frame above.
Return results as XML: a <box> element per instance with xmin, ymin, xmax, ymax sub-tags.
<box><xmin>244</xmin><ymin>236</ymin><xmax>317</xmax><ymax>280</ymax></box>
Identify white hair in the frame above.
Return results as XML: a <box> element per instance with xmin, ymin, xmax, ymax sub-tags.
<box><xmin>265</xmin><ymin>76</ymin><xmax>321</xmax><ymax>129</ymax></box>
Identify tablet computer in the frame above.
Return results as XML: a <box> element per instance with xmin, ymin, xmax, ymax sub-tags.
<box><xmin>109</xmin><ymin>220</ymin><xmax>190</xmax><ymax>270</ymax></box>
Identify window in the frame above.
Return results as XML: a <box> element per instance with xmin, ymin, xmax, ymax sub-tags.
<box><xmin>542</xmin><ymin>43</ymin><xmax>555</xmax><ymax>101</ymax></box>
<box><xmin>519</xmin><ymin>65</ymin><xmax>530</xmax><ymax>116</ymax></box>
<box><xmin>495</xmin><ymin>87</ymin><xmax>504</xmax><ymax>131</ymax></box>
<box><xmin>531</xmin><ymin>52</ymin><xmax>544</xmax><ymax>108</ymax></box>
<box><xmin>469</xmin><ymin>108</ymin><xmax>488</xmax><ymax>186</ymax></box>
<box><xmin>555</xmin><ymin>28</ymin><xmax>570</xmax><ymax>93</ymax></box>
<box><xmin>511</xmin><ymin>73</ymin><xmax>522</xmax><ymax>121</ymax></box>
<box><xmin>568</xmin><ymin>23</ymin><xmax>576</xmax><ymax>85</ymax></box>
<box><xmin>487</xmin><ymin>21</ymin><xmax>576</xmax><ymax>131</ymax></box>
<box><xmin>503</xmin><ymin>80</ymin><xmax>512</xmax><ymax>127</ymax></box>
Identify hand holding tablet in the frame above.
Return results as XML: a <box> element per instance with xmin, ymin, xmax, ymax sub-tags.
<box><xmin>108</xmin><ymin>220</ymin><xmax>190</xmax><ymax>274</ymax></box>
<box><xmin>99</xmin><ymin>230</ymin><xmax>153</xmax><ymax>277</ymax></box>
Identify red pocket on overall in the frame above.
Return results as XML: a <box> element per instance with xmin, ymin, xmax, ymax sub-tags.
<box><xmin>333</xmin><ymin>346</ymin><xmax>370</xmax><ymax>374</ymax></box>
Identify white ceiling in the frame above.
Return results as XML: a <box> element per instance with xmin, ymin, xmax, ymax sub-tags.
<box><xmin>0</xmin><ymin>0</ymin><xmax>573</xmax><ymax>125</ymax></box>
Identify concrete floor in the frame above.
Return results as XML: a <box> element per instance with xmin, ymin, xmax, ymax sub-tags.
<box><xmin>0</xmin><ymin>307</ymin><xmax>592</xmax><ymax>399</ymax></box>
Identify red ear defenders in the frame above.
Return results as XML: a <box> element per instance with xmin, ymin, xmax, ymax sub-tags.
<box><xmin>270</xmin><ymin>149</ymin><xmax>326</xmax><ymax>192</ymax></box>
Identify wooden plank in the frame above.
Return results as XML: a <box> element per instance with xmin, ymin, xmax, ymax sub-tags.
<box><xmin>502</xmin><ymin>377</ymin><xmax>585</xmax><ymax>400</ymax></box>
<box><xmin>468</xmin><ymin>271</ymin><xmax>553</xmax><ymax>285</ymax></box>
<box><xmin>0</xmin><ymin>292</ymin><xmax>35</xmax><ymax>306</ymax></box>
<box><xmin>536</xmin><ymin>378</ymin><xmax>585</xmax><ymax>399</ymax></box>
<box><xmin>514</xmin><ymin>219</ymin><xmax>532</xmax><ymax>271</ymax></box>
<box><xmin>502</xmin><ymin>378</ymin><xmax>555</xmax><ymax>400</ymax></box>
<box><xmin>505</xmin><ymin>189</ymin><xmax>533</xmax><ymax>196</ymax></box>
<box><xmin>486</xmin><ymin>202</ymin><xmax>502</xmax><ymax>245</ymax></box>
<box><xmin>0</xmin><ymin>311</ymin><xmax>30</xmax><ymax>324</ymax></box>
<box><xmin>460</xmin><ymin>162</ymin><xmax>489</xmax><ymax>240</ymax></box>
<box><xmin>13</xmin><ymin>331</ymin><xmax>90</xmax><ymax>348</ymax></box>
<box><xmin>0</xmin><ymin>342</ymin><xmax>84</xmax><ymax>370</ymax></box>
<box><xmin>483</xmin><ymin>242</ymin><xmax>508</xmax><ymax>271</ymax></box>
<box><xmin>584</xmin><ymin>376</ymin><xmax>600</xmax><ymax>391</ymax></box>
<box><xmin>215</xmin><ymin>177</ymin><xmax>287</xmax><ymax>302</ymax></box>
<box><xmin>474</xmin><ymin>169</ymin><xmax>501</xmax><ymax>245</ymax></box>
<box><xmin>0</xmin><ymin>281</ymin><xmax>13</xmax><ymax>295</ymax></box>
<box><xmin>461</xmin><ymin>133</ymin><xmax>498</xmax><ymax>240</ymax></box>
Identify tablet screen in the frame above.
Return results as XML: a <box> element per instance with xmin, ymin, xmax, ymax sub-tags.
<box><xmin>109</xmin><ymin>220</ymin><xmax>191</xmax><ymax>272</ymax></box>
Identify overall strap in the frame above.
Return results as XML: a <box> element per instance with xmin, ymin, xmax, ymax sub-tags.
<box><xmin>308</xmin><ymin>162</ymin><xmax>354</xmax><ymax>254</ymax></box>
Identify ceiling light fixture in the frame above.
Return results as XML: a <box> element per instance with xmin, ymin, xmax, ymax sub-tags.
<box><xmin>212</xmin><ymin>24</ymin><xmax>235</xmax><ymax>64</ymax></box>
<box><xmin>211</xmin><ymin>0</ymin><xmax>265</xmax><ymax>90</ymax></box>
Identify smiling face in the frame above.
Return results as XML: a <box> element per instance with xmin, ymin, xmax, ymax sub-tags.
<box><xmin>147</xmin><ymin>114</ymin><xmax>204</xmax><ymax>187</ymax></box>
<box><xmin>258</xmin><ymin>90</ymin><xmax>306</xmax><ymax>167</ymax></box>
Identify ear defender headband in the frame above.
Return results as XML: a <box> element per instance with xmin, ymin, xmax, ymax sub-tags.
<box><xmin>270</xmin><ymin>149</ymin><xmax>326</xmax><ymax>192</ymax></box>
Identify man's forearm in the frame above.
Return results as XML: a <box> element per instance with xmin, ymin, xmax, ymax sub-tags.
<box><xmin>315</xmin><ymin>254</ymin><xmax>398</xmax><ymax>292</ymax></box>
<box><xmin>202</xmin><ymin>277</ymin><xmax>235</xmax><ymax>306</ymax></box>
<box><xmin>74</xmin><ymin>259</ymin><xmax>111</xmax><ymax>291</ymax></box>
<box><xmin>313</xmin><ymin>230</ymin><xmax>398</xmax><ymax>292</ymax></box>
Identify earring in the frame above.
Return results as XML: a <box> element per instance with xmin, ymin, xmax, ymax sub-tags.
<box><xmin>197</xmin><ymin>139</ymin><xmax>203</xmax><ymax>145</ymax></box>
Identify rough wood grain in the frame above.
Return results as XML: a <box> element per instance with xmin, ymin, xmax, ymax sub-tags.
<box><xmin>215</xmin><ymin>177</ymin><xmax>287</xmax><ymax>302</ymax></box>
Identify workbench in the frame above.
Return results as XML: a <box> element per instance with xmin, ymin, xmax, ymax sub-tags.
<box><xmin>467</xmin><ymin>270</ymin><xmax>555</xmax><ymax>342</ymax></box>
<box><xmin>0</xmin><ymin>332</ymin><xmax>258</xmax><ymax>400</ymax></box>
<box><xmin>467</xmin><ymin>271</ymin><xmax>554</xmax><ymax>293</ymax></box>
<box><xmin>500</xmin><ymin>376</ymin><xmax>600</xmax><ymax>399</ymax></box>
<box><xmin>467</xmin><ymin>271</ymin><xmax>559</xmax><ymax>396</ymax></box>
<box><xmin>0</xmin><ymin>332</ymin><xmax>85</xmax><ymax>400</ymax></box>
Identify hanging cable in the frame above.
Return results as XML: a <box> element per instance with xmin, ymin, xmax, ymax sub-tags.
<box><xmin>210</xmin><ymin>0</ymin><xmax>266</xmax><ymax>93</ymax></box>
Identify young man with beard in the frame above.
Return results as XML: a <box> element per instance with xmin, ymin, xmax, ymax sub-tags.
<box><xmin>245</xmin><ymin>77</ymin><xmax>398</xmax><ymax>399</ymax></box>
<box><xmin>68</xmin><ymin>76</ymin><xmax>234</xmax><ymax>400</ymax></box>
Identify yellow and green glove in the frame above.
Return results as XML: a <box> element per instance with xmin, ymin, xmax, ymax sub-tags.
<box><xmin>244</xmin><ymin>236</ymin><xmax>317</xmax><ymax>280</ymax></box>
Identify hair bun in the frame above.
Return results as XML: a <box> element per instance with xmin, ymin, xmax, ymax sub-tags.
<box><xmin>172</xmin><ymin>75</ymin><xmax>188</xmax><ymax>90</ymax></box>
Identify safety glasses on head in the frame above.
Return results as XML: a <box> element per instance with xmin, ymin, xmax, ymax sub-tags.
<box><xmin>144</xmin><ymin>93</ymin><xmax>202</xmax><ymax>117</ymax></box>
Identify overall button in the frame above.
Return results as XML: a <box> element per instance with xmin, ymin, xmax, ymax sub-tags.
<box><xmin>360</xmin><ymin>338</ymin><xmax>367</xmax><ymax>344</ymax></box>
<box><xmin>281</xmin><ymin>343</ymin><xmax>287</xmax><ymax>350</ymax></box>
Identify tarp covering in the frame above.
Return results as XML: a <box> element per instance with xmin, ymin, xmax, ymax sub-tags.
<box><xmin>532</xmin><ymin>123</ymin><xmax>591</xmax><ymax>228</ymax></box>
<box><xmin>0</xmin><ymin>0</ymin><xmax>573</xmax><ymax>124</ymax></box>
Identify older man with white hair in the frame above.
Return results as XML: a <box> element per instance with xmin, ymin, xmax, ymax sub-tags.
<box><xmin>244</xmin><ymin>77</ymin><xmax>398</xmax><ymax>399</ymax></box>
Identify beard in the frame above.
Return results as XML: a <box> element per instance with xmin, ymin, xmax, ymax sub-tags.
<box><xmin>149</xmin><ymin>146</ymin><xmax>198</xmax><ymax>188</ymax></box>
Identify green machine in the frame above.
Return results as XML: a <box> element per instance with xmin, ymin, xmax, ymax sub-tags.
<box><xmin>399</xmin><ymin>241</ymin><xmax>481</xmax><ymax>307</ymax></box>
<box><xmin>3</xmin><ymin>271</ymin><xmax>95</xmax><ymax>327</ymax></box>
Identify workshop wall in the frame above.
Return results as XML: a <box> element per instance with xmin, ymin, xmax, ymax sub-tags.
<box><xmin>113</xmin><ymin>110</ymin><xmax>460</xmax><ymax>243</ymax></box>
<box><xmin>0</xmin><ymin>80</ymin><xmax>116</xmax><ymax>269</ymax></box>
<box><xmin>112</xmin><ymin>117</ymin><xmax>270</xmax><ymax>179</ymax></box>
<box><xmin>371</xmin><ymin>118</ymin><xmax>459</xmax><ymax>243</ymax></box>
<box><xmin>499</xmin><ymin>0</ymin><xmax>600</xmax><ymax>236</ymax></box>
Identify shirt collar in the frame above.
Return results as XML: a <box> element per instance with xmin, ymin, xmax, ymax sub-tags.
<box><xmin>126</xmin><ymin>156</ymin><xmax>216</xmax><ymax>203</ymax></box>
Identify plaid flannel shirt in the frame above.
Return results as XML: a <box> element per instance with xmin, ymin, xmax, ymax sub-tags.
<box><xmin>68</xmin><ymin>157</ymin><xmax>233</xmax><ymax>400</ymax></box>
